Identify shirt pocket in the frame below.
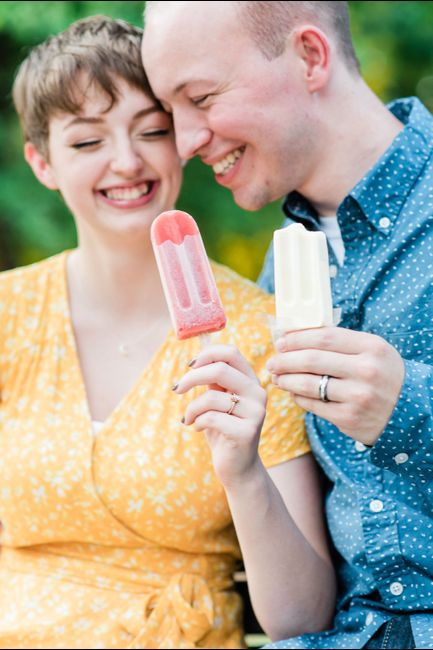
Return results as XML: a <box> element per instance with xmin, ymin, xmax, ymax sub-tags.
<box><xmin>381</xmin><ymin>328</ymin><xmax>433</xmax><ymax>362</ymax></box>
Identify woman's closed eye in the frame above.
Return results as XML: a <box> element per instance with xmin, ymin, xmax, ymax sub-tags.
<box><xmin>71</xmin><ymin>139</ymin><xmax>102</xmax><ymax>150</ymax></box>
<box><xmin>139</xmin><ymin>128</ymin><xmax>170</xmax><ymax>139</ymax></box>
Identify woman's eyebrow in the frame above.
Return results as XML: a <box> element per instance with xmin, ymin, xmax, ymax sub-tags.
<box><xmin>63</xmin><ymin>106</ymin><xmax>163</xmax><ymax>131</ymax></box>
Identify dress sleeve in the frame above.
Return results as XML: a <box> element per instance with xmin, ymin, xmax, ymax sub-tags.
<box><xmin>0</xmin><ymin>271</ymin><xmax>13</xmax><ymax>392</ymax></box>
<box><xmin>258</xmin><ymin>368</ymin><xmax>310</xmax><ymax>469</ymax></box>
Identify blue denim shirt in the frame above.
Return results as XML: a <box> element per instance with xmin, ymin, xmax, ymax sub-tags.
<box><xmin>260</xmin><ymin>98</ymin><xmax>433</xmax><ymax>649</ymax></box>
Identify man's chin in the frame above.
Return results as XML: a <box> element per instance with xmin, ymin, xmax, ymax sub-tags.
<box><xmin>232</xmin><ymin>187</ymin><xmax>270</xmax><ymax>212</ymax></box>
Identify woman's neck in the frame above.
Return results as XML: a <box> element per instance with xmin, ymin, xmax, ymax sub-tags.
<box><xmin>67</xmin><ymin>235</ymin><xmax>168</xmax><ymax>322</ymax></box>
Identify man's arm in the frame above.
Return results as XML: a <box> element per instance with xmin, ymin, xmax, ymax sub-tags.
<box><xmin>370</xmin><ymin>357</ymin><xmax>433</xmax><ymax>484</ymax></box>
<box><xmin>267</xmin><ymin>326</ymin><xmax>433</xmax><ymax>487</ymax></box>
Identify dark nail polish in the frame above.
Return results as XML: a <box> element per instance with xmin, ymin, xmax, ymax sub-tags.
<box><xmin>172</xmin><ymin>383</ymin><xmax>179</xmax><ymax>391</ymax></box>
<box><xmin>181</xmin><ymin>416</ymin><xmax>185</xmax><ymax>424</ymax></box>
<box><xmin>188</xmin><ymin>357</ymin><xmax>197</xmax><ymax>367</ymax></box>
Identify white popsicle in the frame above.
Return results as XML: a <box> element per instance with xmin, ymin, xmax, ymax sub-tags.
<box><xmin>273</xmin><ymin>223</ymin><xmax>333</xmax><ymax>331</ymax></box>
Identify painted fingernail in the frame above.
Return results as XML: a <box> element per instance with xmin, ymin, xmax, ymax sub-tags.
<box><xmin>172</xmin><ymin>383</ymin><xmax>179</xmax><ymax>391</ymax></box>
<box><xmin>181</xmin><ymin>416</ymin><xmax>185</xmax><ymax>424</ymax></box>
<box><xmin>188</xmin><ymin>357</ymin><xmax>197</xmax><ymax>367</ymax></box>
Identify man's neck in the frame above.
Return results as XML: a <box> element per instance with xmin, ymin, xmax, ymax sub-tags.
<box><xmin>300</xmin><ymin>78</ymin><xmax>404</xmax><ymax>216</ymax></box>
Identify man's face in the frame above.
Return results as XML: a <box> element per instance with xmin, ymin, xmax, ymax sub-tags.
<box><xmin>142</xmin><ymin>1</ymin><xmax>317</xmax><ymax>211</ymax></box>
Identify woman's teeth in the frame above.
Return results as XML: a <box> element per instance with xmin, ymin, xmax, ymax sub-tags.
<box><xmin>212</xmin><ymin>147</ymin><xmax>244</xmax><ymax>176</ymax></box>
<box><xmin>104</xmin><ymin>182</ymin><xmax>151</xmax><ymax>200</ymax></box>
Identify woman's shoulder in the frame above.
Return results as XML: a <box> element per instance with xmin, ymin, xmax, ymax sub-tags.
<box><xmin>211</xmin><ymin>260</ymin><xmax>275</xmax><ymax>315</ymax></box>
<box><xmin>0</xmin><ymin>252</ymin><xmax>66</xmax><ymax>295</ymax></box>
<box><xmin>210</xmin><ymin>261</ymin><xmax>275</xmax><ymax>358</ymax></box>
<box><xmin>0</xmin><ymin>253</ymin><xmax>67</xmax><ymax>332</ymax></box>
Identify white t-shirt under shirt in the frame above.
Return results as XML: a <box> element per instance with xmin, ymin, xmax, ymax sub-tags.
<box><xmin>318</xmin><ymin>216</ymin><xmax>345</xmax><ymax>266</ymax></box>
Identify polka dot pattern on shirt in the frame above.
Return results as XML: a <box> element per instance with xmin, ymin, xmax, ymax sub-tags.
<box><xmin>260</xmin><ymin>97</ymin><xmax>433</xmax><ymax>649</ymax></box>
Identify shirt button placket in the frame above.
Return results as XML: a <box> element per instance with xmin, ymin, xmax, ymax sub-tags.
<box><xmin>390</xmin><ymin>581</ymin><xmax>404</xmax><ymax>596</ymax></box>
<box><xmin>394</xmin><ymin>452</ymin><xmax>409</xmax><ymax>465</ymax></box>
<box><xmin>369</xmin><ymin>499</ymin><xmax>384</xmax><ymax>513</ymax></box>
<box><xmin>379</xmin><ymin>216</ymin><xmax>391</xmax><ymax>230</ymax></box>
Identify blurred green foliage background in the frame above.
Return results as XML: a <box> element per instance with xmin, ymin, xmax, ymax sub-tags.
<box><xmin>1</xmin><ymin>1</ymin><xmax>433</xmax><ymax>276</ymax></box>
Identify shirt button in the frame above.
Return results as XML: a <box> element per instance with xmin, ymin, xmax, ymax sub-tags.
<box><xmin>394</xmin><ymin>452</ymin><xmax>409</xmax><ymax>465</ymax></box>
<box><xmin>379</xmin><ymin>216</ymin><xmax>391</xmax><ymax>229</ymax></box>
<box><xmin>329</xmin><ymin>264</ymin><xmax>338</xmax><ymax>278</ymax></box>
<box><xmin>390</xmin><ymin>581</ymin><xmax>404</xmax><ymax>596</ymax></box>
<box><xmin>366</xmin><ymin>613</ymin><xmax>374</xmax><ymax>626</ymax></box>
<box><xmin>369</xmin><ymin>499</ymin><xmax>384</xmax><ymax>513</ymax></box>
<box><xmin>355</xmin><ymin>440</ymin><xmax>367</xmax><ymax>452</ymax></box>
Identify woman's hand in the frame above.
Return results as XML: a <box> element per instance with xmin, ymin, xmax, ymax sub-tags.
<box><xmin>172</xmin><ymin>344</ymin><xmax>267</xmax><ymax>486</ymax></box>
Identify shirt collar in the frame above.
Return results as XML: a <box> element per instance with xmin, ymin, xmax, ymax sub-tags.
<box><xmin>282</xmin><ymin>192</ymin><xmax>320</xmax><ymax>230</ymax></box>
<box><xmin>350</xmin><ymin>97</ymin><xmax>433</xmax><ymax>232</ymax></box>
<box><xmin>283</xmin><ymin>98</ymin><xmax>433</xmax><ymax>233</ymax></box>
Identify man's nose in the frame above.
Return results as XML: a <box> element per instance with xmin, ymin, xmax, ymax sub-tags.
<box><xmin>173</xmin><ymin>112</ymin><xmax>212</xmax><ymax>160</ymax></box>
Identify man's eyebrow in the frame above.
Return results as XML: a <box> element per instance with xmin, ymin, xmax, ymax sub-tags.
<box><xmin>173</xmin><ymin>82</ymin><xmax>188</xmax><ymax>95</ymax></box>
<box><xmin>173</xmin><ymin>79</ymin><xmax>213</xmax><ymax>96</ymax></box>
<box><xmin>63</xmin><ymin>105</ymin><xmax>164</xmax><ymax>130</ymax></box>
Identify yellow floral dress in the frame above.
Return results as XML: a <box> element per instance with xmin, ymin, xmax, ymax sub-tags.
<box><xmin>0</xmin><ymin>252</ymin><xmax>309</xmax><ymax>649</ymax></box>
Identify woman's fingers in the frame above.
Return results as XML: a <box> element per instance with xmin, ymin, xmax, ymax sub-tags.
<box><xmin>183</xmin><ymin>388</ymin><xmax>264</xmax><ymax>425</ymax></box>
<box><xmin>187</xmin><ymin>344</ymin><xmax>259</xmax><ymax>382</ymax></box>
<box><xmin>174</xmin><ymin>359</ymin><xmax>262</xmax><ymax>397</ymax></box>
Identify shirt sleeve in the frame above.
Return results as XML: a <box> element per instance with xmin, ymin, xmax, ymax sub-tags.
<box><xmin>370</xmin><ymin>358</ymin><xmax>433</xmax><ymax>488</ymax></box>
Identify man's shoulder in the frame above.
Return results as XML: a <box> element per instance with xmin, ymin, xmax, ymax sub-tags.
<box><xmin>388</xmin><ymin>97</ymin><xmax>433</xmax><ymax>139</ymax></box>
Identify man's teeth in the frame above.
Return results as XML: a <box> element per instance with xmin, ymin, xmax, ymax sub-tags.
<box><xmin>212</xmin><ymin>148</ymin><xmax>243</xmax><ymax>175</ymax></box>
<box><xmin>104</xmin><ymin>182</ymin><xmax>151</xmax><ymax>200</ymax></box>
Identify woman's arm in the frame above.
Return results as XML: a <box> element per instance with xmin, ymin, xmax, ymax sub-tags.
<box><xmin>225</xmin><ymin>454</ymin><xmax>335</xmax><ymax>640</ymax></box>
<box><xmin>173</xmin><ymin>344</ymin><xmax>336</xmax><ymax>641</ymax></box>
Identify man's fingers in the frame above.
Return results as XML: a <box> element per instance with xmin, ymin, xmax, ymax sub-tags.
<box><xmin>275</xmin><ymin>327</ymin><xmax>382</xmax><ymax>355</ymax></box>
<box><xmin>268</xmin><ymin>349</ymin><xmax>352</xmax><ymax>379</ymax></box>
<box><xmin>273</xmin><ymin>373</ymin><xmax>344</xmax><ymax>403</ymax></box>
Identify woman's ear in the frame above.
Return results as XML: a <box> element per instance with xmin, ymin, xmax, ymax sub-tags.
<box><xmin>291</xmin><ymin>25</ymin><xmax>331</xmax><ymax>93</ymax></box>
<box><xmin>24</xmin><ymin>142</ymin><xmax>59</xmax><ymax>190</ymax></box>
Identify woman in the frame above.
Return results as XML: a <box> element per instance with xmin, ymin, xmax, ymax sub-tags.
<box><xmin>0</xmin><ymin>15</ymin><xmax>335</xmax><ymax>649</ymax></box>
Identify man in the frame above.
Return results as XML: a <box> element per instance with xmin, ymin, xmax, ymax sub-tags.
<box><xmin>142</xmin><ymin>2</ymin><xmax>433</xmax><ymax>648</ymax></box>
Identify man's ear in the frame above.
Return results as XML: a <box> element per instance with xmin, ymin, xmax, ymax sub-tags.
<box><xmin>24</xmin><ymin>142</ymin><xmax>58</xmax><ymax>190</ymax></box>
<box><xmin>291</xmin><ymin>25</ymin><xmax>331</xmax><ymax>93</ymax></box>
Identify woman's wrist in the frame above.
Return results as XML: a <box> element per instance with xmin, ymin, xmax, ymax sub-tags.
<box><xmin>221</xmin><ymin>455</ymin><xmax>267</xmax><ymax>494</ymax></box>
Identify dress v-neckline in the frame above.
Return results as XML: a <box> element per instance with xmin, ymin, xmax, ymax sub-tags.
<box><xmin>59</xmin><ymin>250</ymin><xmax>174</xmax><ymax>432</ymax></box>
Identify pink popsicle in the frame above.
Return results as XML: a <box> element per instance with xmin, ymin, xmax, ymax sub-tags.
<box><xmin>151</xmin><ymin>210</ymin><xmax>226</xmax><ymax>340</ymax></box>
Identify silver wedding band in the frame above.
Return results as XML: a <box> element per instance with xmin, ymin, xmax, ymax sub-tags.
<box><xmin>227</xmin><ymin>393</ymin><xmax>240</xmax><ymax>415</ymax></box>
<box><xmin>318</xmin><ymin>375</ymin><xmax>331</xmax><ymax>402</ymax></box>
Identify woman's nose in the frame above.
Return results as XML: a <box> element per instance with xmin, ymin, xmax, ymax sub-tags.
<box><xmin>110</xmin><ymin>142</ymin><xmax>144</xmax><ymax>176</ymax></box>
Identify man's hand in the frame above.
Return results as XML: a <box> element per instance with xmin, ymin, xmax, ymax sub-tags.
<box><xmin>267</xmin><ymin>327</ymin><xmax>405</xmax><ymax>446</ymax></box>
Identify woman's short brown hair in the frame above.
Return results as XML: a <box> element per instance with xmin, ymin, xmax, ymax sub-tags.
<box><xmin>12</xmin><ymin>15</ymin><xmax>156</xmax><ymax>160</ymax></box>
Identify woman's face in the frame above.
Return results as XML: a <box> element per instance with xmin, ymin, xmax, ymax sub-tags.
<box><xmin>40</xmin><ymin>76</ymin><xmax>183</xmax><ymax>241</ymax></box>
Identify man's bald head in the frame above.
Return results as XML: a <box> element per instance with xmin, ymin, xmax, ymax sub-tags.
<box><xmin>144</xmin><ymin>1</ymin><xmax>360</xmax><ymax>74</ymax></box>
